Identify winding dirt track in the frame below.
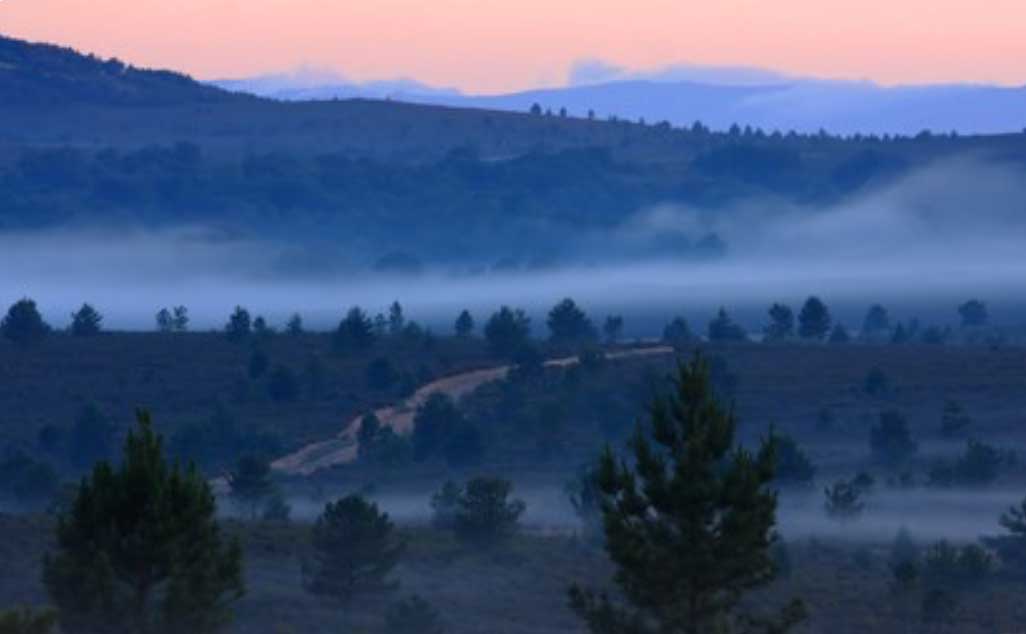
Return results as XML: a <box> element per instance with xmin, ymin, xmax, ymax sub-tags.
<box><xmin>271</xmin><ymin>346</ymin><xmax>674</xmax><ymax>476</ymax></box>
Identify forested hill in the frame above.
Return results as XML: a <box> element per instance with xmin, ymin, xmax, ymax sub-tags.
<box><xmin>0</xmin><ymin>35</ymin><xmax>241</xmax><ymax>106</ymax></box>
<box><xmin>1</xmin><ymin>34</ymin><xmax>1026</xmax><ymax>269</ymax></box>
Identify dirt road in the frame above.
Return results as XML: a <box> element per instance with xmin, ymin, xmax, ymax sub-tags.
<box><xmin>271</xmin><ymin>345</ymin><xmax>674</xmax><ymax>476</ymax></box>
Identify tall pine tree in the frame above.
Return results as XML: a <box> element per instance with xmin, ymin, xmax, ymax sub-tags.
<box><xmin>43</xmin><ymin>411</ymin><xmax>243</xmax><ymax>634</ymax></box>
<box><xmin>569</xmin><ymin>355</ymin><xmax>804</xmax><ymax>634</ymax></box>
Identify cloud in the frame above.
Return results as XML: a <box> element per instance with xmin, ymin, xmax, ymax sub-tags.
<box><xmin>567</xmin><ymin>58</ymin><xmax>794</xmax><ymax>87</ymax></box>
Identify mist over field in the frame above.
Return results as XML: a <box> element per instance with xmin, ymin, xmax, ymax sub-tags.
<box><xmin>4</xmin><ymin>158</ymin><xmax>1025</xmax><ymax>332</ymax></box>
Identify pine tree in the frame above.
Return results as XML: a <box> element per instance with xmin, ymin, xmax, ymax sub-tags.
<box><xmin>603</xmin><ymin>315</ymin><xmax>624</xmax><ymax>344</ymax></box>
<box><xmin>454</xmin><ymin>310</ymin><xmax>475</xmax><ymax>337</ymax></box>
<box><xmin>286</xmin><ymin>313</ymin><xmax>304</xmax><ymax>336</ymax></box>
<box><xmin>764</xmin><ymin>303</ymin><xmax>794</xmax><ymax>341</ymax></box>
<box><xmin>69</xmin><ymin>303</ymin><xmax>103</xmax><ymax>336</ymax></box>
<box><xmin>334</xmin><ymin>307</ymin><xmax>376</xmax><ymax>354</ymax></box>
<box><xmin>484</xmin><ymin>306</ymin><xmax>531</xmax><ymax>358</ymax></box>
<box><xmin>798</xmin><ymin>296</ymin><xmax>831</xmax><ymax>340</ymax></box>
<box><xmin>569</xmin><ymin>356</ymin><xmax>804</xmax><ymax>634</ymax></box>
<box><xmin>43</xmin><ymin>411</ymin><xmax>243</xmax><ymax>634</ymax></box>
<box><xmin>1</xmin><ymin>298</ymin><xmax>50</xmax><ymax>345</ymax></box>
<box><xmin>304</xmin><ymin>495</ymin><xmax>404</xmax><ymax>603</ymax></box>
<box><xmin>388</xmin><ymin>301</ymin><xmax>405</xmax><ymax>335</ymax></box>
<box><xmin>547</xmin><ymin>298</ymin><xmax>597</xmax><ymax>343</ymax></box>
<box><xmin>707</xmin><ymin>307</ymin><xmax>747</xmax><ymax>342</ymax></box>
<box><xmin>225</xmin><ymin>306</ymin><xmax>251</xmax><ymax>342</ymax></box>
<box><xmin>226</xmin><ymin>454</ymin><xmax>274</xmax><ymax>518</ymax></box>
<box><xmin>156</xmin><ymin>308</ymin><xmax>174</xmax><ymax>333</ymax></box>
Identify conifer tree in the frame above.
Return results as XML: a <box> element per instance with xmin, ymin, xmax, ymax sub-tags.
<box><xmin>454</xmin><ymin>310</ymin><xmax>475</xmax><ymax>337</ymax></box>
<box><xmin>69</xmin><ymin>303</ymin><xmax>102</xmax><ymax>336</ymax></box>
<box><xmin>304</xmin><ymin>495</ymin><xmax>404</xmax><ymax>603</ymax></box>
<box><xmin>43</xmin><ymin>411</ymin><xmax>243</xmax><ymax>634</ymax></box>
<box><xmin>1</xmin><ymin>298</ymin><xmax>50</xmax><ymax>345</ymax></box>
<box><xmin>569</xmin><ymin>356</ymin><xmax>804</xmax><ymax>634</ymax></box>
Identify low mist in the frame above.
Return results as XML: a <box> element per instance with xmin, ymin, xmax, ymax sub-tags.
<box><xmin>3</xmin><ymin>158</ymin><xmax>1026</xmax><ymax>332</ymax></box>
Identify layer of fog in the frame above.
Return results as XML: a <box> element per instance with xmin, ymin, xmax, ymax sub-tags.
<box><xmin>227</xmin><ymin>484</ymin><xmax>1025</xmax><ymax>545</ymax></box>
<box><xmin>2</xmin><ymin>158</ymin><xmax>1026</xmax><ymax>333</ymax></box>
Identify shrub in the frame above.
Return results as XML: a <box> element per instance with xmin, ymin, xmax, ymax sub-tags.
<box><xmin>0</xmin><ymin>607</ymin><xmax>57</xmax><ymax>634</ymax></box>
<box><xmin>774</xmin><ymin>434</ymin><xmax>817</xmax><ymax>485</ymax></box>
<box><xmin>366</xmin><ymin>357</ymin><xmax>400</xmax><ymax>391</ymax></box>
<box><xmin>304</xmin><ymin>495</ymin><xmax>404</xmax><ymax>603</ymax></box>
<box><xmin>824</xmin><ymin>479</ymin><xmax>864</xmax><ymax>521</ymax></box>
<box><xmin>262</xmin><ymin>493</ymin><xmax>292</xmax><ymax>523</ymax></box>
<box><xmin>863</xmin><ymin>367</ymin><xmax>891</xmax><ymax>396</ymax></box>
<box><xmin>411</xmin><ymin>394</ymin><xmax>464</xmax><ymax>462</ymax></box>
<box><xmin>385</xmin><ymin>596</ymin><xmax>444</xmax><ymax>634</ymax></box>
<box><xmin>430</xmin><ymin>481</ymin><xmax>463</xmax><ymax>530</ymax></box>
<box><xmin>662</xmin><ymin>316</ymin><xmax>695</xmax><ymax>348</ymax></box>
<box><xmin>247</xmin><ymin>348</ymin><xmax>269</xmax><ymax>379</ymax></box>
<box><xmin>869</xmin><ymin>410</ymin><xmax>918</xmax><ymax>464</ymax></box>
<box><xmin>452</xmin><ymin>476</ymin><xmax>526</xmax><ymax>546</ymax></box>
<box><xmin>69</xmin><ymin>404</ymin><xmax>116</xmax><ymax>471</ymax></box>
<box><xmin>267</xmin><ymin>365</ymin><xmax>300</xmax><ymax>402</ymax></box>
<box><xmin>227</xmin><ymin>454</ymin><xmax>274</xmax><ymax>518</ymax></box>
<box><xmin>940</xmin><ymin>400</ymin><xmax>971</xmax><ymax>437</ymax></box>
<box><xmin>828</xmin><ymin>324</ymin><xmax>850</xmax><ymax>343</ymax></box>
<box><xmin>0</xmin><ymin>451</ymin><xmax>59</xmax><ymax>508</ymax></box>
<box><xmin>707</xmin><ymin>307</ymin><xmax>747</xmax><ymax>342</ymax></box>
<box><xmin>603</xmin><ymin>315</ymin><xmax>624</xmax><ymax>344</ymax></box>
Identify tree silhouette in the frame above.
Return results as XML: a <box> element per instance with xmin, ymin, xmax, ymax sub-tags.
<box><xmin>603</xmin><ymin>315</ymin><xmax>624</xmax><ymax>344</ymax></box>
<box><xmin>484</xmin><ymin>306</ymin><xmax>531</xmax><ymax>357</ymax></box>
<box><xmin>2</xmin><ymin>298</ymin><xmax>50</xmax><ymax>345</ymax></box>
<box><xmin>226</xmin><ymin>454</ymin><xmax>274</xmax><ymax>518</ymax></box>
<box><xmin>870</xmin><ymin>410</ymin><xmax>918</xmax><ymax>465</ymax></box>
<box><xmin>569</xmin><ymin>356</ymin><xmax>804</xmax><ymax>634</ymax></box>
<box><xmin>225</xmin><ymin>306</ymin><xmax>251</xmax><ymax>342</ymax></box>
<box><xmin>304</xmin><ymin>495</ymin><xmax>404</xmax><ymax>603</ymax></box>
<box><xmin>798</xmin><ymin>296</ymin><xmax>831</xmax><ymax>340</ymax></box>
<box><xmin>43</xmin><ymin>411</ymin><xmax>243</xmax><ymax>634</ymax></box>
<box><xmin>334</xmin><ymin>307</ymin><xmax>376</xmax><ymax>354</ymax></box>
<box><xmin>454</xmin><ymin>309</ymin><xmax>475</xmax><ymax>337</ymax></box>
<box><xmin>69</xmin><ymin>303</ymin><xmax>102</xmax><ymax>336</ymax></box>
<box><xmin>958</xmin><ymin>300</ymin><xmax>988</xmax><ymax>328</ymax></box>
<box><xmin>707</xmin><ymin>307</ymin><xmax>747</xmax><ymax>342</ymax></box>
<box><xmin>547</xmin><ymin>298</ymin><xmax>597</xmax><ymax>343</ymax></box>
<box><xmin>862</xmin><ymin>304</ymin><xmax>891</xmax><ymax>339</ymax></box>
<box><xmin>764</xmin><ymin>303</ymin><xmax>794</xmax><ymax>341</ymax></box>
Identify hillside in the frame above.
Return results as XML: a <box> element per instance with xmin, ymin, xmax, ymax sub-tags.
<box><xmin>0</xmin><ymin>35</ymin><xmax>240</xmax><ymax>106</ymax></box>
<box><xmin>1</xmin><ymin>35</ymin><xmax>1026</xmax><ymax>269</ymax></box>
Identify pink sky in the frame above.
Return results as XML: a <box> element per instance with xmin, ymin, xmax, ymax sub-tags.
<box><xmin>2</xmin><ymin>0</ymin><xmax>1025</xmax><ymax>92</ymax></box>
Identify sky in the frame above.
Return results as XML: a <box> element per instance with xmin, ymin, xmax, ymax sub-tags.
<box><xmin>2</xmin><ymin>0</ymin><xmax>1026</xmax><ymax>93</ymax></box>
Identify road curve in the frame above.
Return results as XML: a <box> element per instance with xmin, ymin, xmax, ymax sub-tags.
<box><xmin>271</xmin><ymin>345</ymin><xmax>675</xmax><ymax>476</ymax></box>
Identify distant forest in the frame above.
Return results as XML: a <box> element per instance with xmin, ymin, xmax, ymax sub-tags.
<box><xmin>2</xmin><ymin>34</ymin><xmax>1026</xmax><ymax>266</ymax></box>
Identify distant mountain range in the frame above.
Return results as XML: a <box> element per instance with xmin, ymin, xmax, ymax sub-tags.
<box><xmin>213</xmin><ymin>68</ymin><xmax>1026</xmax><ymax>136</ymax></box>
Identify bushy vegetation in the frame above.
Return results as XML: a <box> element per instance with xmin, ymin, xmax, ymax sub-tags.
<box><xmin>303</xmin><ymin>495</ymin><xmax>404</xmax><ymax>603</ymax></box>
